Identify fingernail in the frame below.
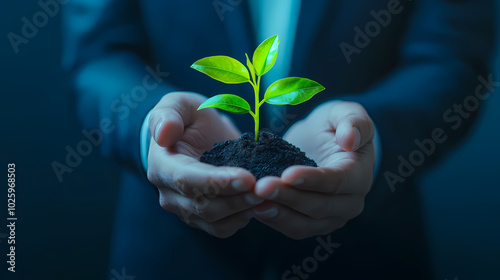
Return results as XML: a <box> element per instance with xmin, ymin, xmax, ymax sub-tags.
<box><xmin>255</xmin><ymin>180</ymin><xmax>266</xmax><ymax>193</ymax></box>
<box><xmin>266</xmin><ymin>189</ymin><xmax>279</xmax><ymax>200</ymax></box>
<box><xmin>253</xmin><ymin>207</ymin><xmax>278</xmax><ymax>218</ymax></box>
<box><xmin>154</xmin><ymin>121</ymin><xmax>163</xmax><ymax>141</ymax></box>
<box><xmin>353</xmin><ymin>126</ymin><xmax>361</xmax><ymax>149</ymax></box>
<box><xmin>232</xmin><ymin>179</ymin><xmax>250</xmax><ymax>191</ymax></box>
<box><xmin>245</xmin><ymin>194</ymin><xmax>264</xmax><ymax>205</ymax></box>
<box><xmin>291</xmin><ymin>178</ymin><xmax>304</xmax><ymax>187</ymax></box>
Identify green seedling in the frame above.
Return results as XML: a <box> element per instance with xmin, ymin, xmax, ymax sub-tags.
<box><xmin>191</xmin><ymin>35</ymin><xmax>325</xmax><ymax>142</ymax></box>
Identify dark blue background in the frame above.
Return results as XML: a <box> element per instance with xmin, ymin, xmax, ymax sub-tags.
<box><xmin>1</xmin><ymin>1</ymin><xmax>499</xmax><ymax>279</ymax></box>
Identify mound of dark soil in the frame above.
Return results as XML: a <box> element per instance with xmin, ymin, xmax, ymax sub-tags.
<box><xmin>200</xmin><ymin>131</ymin><xmax>317</xmax><ymax>180</ymax></box>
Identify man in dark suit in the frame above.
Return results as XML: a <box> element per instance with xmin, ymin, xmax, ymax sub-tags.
<box><xmin>63</xmin><ymin>0</ymin><xmax>495</xmax><ymax>279</ymax></box>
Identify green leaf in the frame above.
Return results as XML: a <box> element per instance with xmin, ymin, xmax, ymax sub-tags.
<box><xmin>245</xmin><ymin>53</ymin><xmax>256</xmax><ymax>84</ymax></box>
<box><xmin>191</xmin><ymin>56</ymin><xmax>250</xmax><ymax>84</ymax></box>
<box><xmin>198</xmin><ymin>94</ymin><xmax>252</xmax><ymax>114</ymax></box>
<box><xmin>264</xmin><ymin>77</ymin><xmax>325</xmax><ymax>105</ymax></box>
<box><xmin>252</xmin><ymin>35</ymin><xmax>279</xmax><ymax>76</ymax></box>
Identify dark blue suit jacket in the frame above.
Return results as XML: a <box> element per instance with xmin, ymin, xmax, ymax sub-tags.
<box><xmin>63</xmin><ymin>0</ymin><xmax>495</xmax><ymax>279</ymax></box>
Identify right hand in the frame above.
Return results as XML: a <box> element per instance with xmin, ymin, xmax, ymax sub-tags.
<box><xmin>147</xmin><ymin>92</ymin><xmax>261</xmax><ymax>238</ymax></box>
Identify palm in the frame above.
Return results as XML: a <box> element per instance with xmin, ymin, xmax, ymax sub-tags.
<box><xmin>246</xmin><ymin>101</ymin><xmax>375</xmax><ymax>239</ymax></box>
<box><xmin>171</xmin><ymin>103</ymin><xmax>241</xmax><ymax>160</ymax></box>
<box><xmin>283</xmin><ymin>103</ymin><xmax>374</xmax><ymax>172</ymax></box>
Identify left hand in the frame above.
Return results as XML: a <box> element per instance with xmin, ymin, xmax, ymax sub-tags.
<box><xmin>252</xmin><ymin>101</ymin><xmax>375</xmax><ymax>239</ymax></box>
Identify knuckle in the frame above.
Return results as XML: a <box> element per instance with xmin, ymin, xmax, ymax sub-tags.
<box><xmin>159</xmin><ymin>195</ymin><xmax>175</xmax><ymax>212</ymax></box>
<box><xmin>190</xmin><ymin>199</ymin><xmax>200</xmax><ymax>215</ymax></box>
<box><xmin>159</xmin><ymin>92</ymin><xmax>180</xmax><ymax>104</ymax></box>
<box><xmin>147</xmin><ymin>170</ymin><xmax>168</xmax><ymax>191</ymax></box>
<box><xmin>346</xmin><ymin>101</ymin><xmax>366</xmax><ymax>112</ymax></box>
<box><xmin>190</xmin><ymin>194</ymin><xmax>217</xmax><ymax>222</ymax></box>
<box><xmin>194</xmin><ymin>205</ymin><xmax>216</xmax><ymax>223</ymax></box>
<box><xmin>172</xmin><ymin>172</ymin><xmax>189</xmax><ymax>194</ymax></box>
<box><xmin>146</xmin><ymin>169</ymin><xmax>156</xmax><ymax>184</ymax></box>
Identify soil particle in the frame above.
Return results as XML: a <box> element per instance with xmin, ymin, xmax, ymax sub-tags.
<box><xmin>200</xmin><ymin>131</ymin><xmax>317</xmax><ymax>180</ymax></box>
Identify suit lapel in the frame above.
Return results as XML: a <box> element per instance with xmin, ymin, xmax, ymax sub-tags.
<box><xmin>292</xmin><ymin>0</ymin><xmax>332</xmax><ymax>74</ymax></box>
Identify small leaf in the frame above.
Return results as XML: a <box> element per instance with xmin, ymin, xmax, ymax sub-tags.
<box><xmin>253</xmin><ymin>35</ymin><xmax>279</xmax><ymax>76</ymax></box>
<box><xmin>198</xmin><ymin>94</ymin><xmax>251</xmax><ymax>114</ymax></box>
<box><xmin>245</xmin><ymin>53</ymin><xmax>256</xmax><ymax>84</ymax></box>
<box><xmin>264</xmin><ymin>77</ymin><xmax>325</xmax><ymax>105</ymax></box>
<box><xmin>191</xmin><ymin>56</ymin><xmax>250</xmax><ymax>84</ymax></box>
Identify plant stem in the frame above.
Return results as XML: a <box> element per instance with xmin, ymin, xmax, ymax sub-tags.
<box><xmin>253</xmin><ymin>76</ymin><xmax>261</xmax><ymax>142</ymax></box>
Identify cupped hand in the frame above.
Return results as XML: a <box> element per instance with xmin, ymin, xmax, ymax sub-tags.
<box><xmin>252</xmin><ymin>101</ymin><xmax>375</xmax><ymax>239</ymax></box>
<box><xmin>147</xmin><ymin>92</ymin><xmax>263</xmax><ymax>238</ymax></box>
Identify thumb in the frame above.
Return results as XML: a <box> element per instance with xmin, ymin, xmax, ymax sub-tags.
<box><xmin>148</xmin><ymin>92</ymin><xmax>199</xmax><ymax>147</ymax></box>
<box><xmin>330</xmin><ymin>102</ymin><xmax>374</xmax><ymax>152</ymax></box>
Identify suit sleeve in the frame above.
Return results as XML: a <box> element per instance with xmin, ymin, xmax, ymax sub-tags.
<box><xmin>62</xmin><ymin>0</ymin><xmax>177</xmax><ymax>173</ymax></box>
<box><xmin>342</xmin><ymin>0</ymin><xmax>496</xmax><ymax>186</ymax></box>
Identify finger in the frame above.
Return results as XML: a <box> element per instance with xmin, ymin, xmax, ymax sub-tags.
<box><xmin>159</xmin><ymin>189</ymin><xmax>263</xmax><ymax>223</ymax></box>
<box><xmin>187</xmin><ymin>210</ymin><xmax>253</xmax><ymax>238</ymax></box>
<box><xmin>149</xmin><ymin>92</ymin><xmax>205</xmax><ymax>147</ymax></box>
<box><xmin>255</xmin><ymin>176</ymin><xmax>364</xmax><ymax>219</ymax></box>
<box><xmin>280</xmin><ymin>166</ymin><xmax>346</xmax><ymax>194</ymax></box>
<box><xmin>254</xmin><ymin>176</ymin><xmax>282</xmax><ymax>198</ymax></box>
<box><xmin>329</xmin><ymin>102</ymin><xmax>374</xmax><ymax>151</ymax></box>
<box><xmin>259</xmin><ymin>185</ymin><xmax>364</xmax><ymax>220</ymax></box>
<box><xmin>252</xmin><ymin>202</ymin><xmax>344</xmax><ymax>240</ymax></box>
<box><xmin>280</xmin><ymin>164</ymin><xmax>372</xmax><ymax>195</ymax></box>
<box><xmin>148</xmin><ymin>144</ymin><xmax>256</xmax><ymax>195</ymax></box>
